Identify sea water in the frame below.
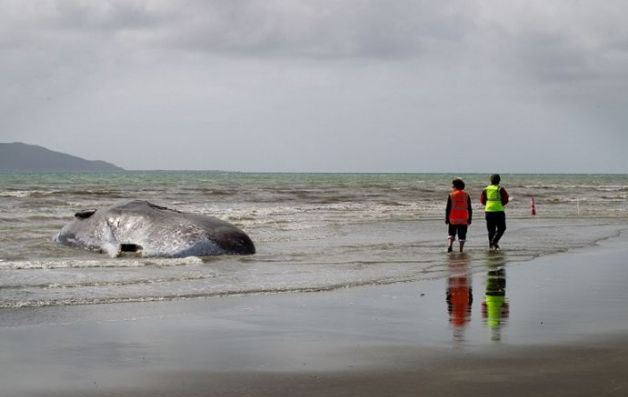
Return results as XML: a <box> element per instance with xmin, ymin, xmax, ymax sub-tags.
<box><xmin>1</xmin><ymin>172</ymin><xmax>627</xmax><ymax>308</ymax></box>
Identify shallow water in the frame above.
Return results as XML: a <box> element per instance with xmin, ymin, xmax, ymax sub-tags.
<box><xmin>1</xmin><ymin>172</ymin><xmax>627</xmax><ymax>308</ymax></box>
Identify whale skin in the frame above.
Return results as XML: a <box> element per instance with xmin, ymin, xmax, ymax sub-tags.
<box><xmin>55</xmin><ymin>200</ymin><xmax>255</xmax><ymax>257</ymax></box>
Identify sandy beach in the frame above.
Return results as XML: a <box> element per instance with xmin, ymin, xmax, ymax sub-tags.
<box><xmin>2</xmin><ymin>230</ymin><xmax>628</xmax><ymax>396</ymax></box>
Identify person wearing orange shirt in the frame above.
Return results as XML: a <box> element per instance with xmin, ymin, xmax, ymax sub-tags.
<box><xmin>445</xmin><ymin>178</ymin><xmax>473</xmax><ymax>253</ymax></box>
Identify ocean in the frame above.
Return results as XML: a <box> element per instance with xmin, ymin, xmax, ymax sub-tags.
<box><xmin>1</xmin><ymin>172</ymin><xmax>627</xmax><ymax>308</ymax></box>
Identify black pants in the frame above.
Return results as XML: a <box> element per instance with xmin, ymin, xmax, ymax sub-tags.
<box><xmin>448</xmin><ymin>224</ymin><xmax>468</xmax><ymax>241</ymax></box>
<box><xmin>485</xmin><ymin>212</ymin><xmax>506</xmax><ymax>245</ymax></box>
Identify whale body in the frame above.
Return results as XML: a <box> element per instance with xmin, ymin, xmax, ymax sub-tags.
<box><xmin>55</xmin><ymin>200</ymin><xmax>255</xmax><ymax>257</ymax></box>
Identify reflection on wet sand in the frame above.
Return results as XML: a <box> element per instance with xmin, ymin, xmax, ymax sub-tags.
<box><xmin>444</xmin><ymin>252</ymin><xmax>511</xmax><ymax>342</ymax></box>
<box><xmin>482</xmin><ymin>253</ymin><xmax>509</xmax><ymax>341</ymax></box>
<box><xmin>446</xmin><ymin>253</ymin><xmax>473</xmax><ymax>341</ymax></box>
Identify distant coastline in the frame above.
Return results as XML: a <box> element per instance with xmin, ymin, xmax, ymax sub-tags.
<box><xmin>0</xmin><ymin>142</ymin><xmax>124</xmax><ymax>172</ymax></box>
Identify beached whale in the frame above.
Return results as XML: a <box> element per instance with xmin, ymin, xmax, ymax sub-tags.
<box><xmin>55</xmin><ymin>200</ymin><xmax>255</xmax><ymax>257</ymax></box>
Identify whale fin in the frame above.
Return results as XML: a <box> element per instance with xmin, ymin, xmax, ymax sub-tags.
<box><xmin>75</xmin><ymin>209</ymin><xmax>97</xmax><ymax>219</ymax></box>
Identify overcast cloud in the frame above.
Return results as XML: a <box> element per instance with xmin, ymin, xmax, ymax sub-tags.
<box><xmin>1</xmin><ymin>0</ymin><xmax>627</xmax><ymax>172</ymax></box>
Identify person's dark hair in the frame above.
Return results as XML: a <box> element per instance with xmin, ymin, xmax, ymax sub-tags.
<box><xmin>490</xmin><ymin>174</ymin><xmax>501</xmax><ymax>185</ymax></box>
<box><xmin>452</xmin><ymin>178</ymin><xmax>465</xmax><ymax>190</ymax></box>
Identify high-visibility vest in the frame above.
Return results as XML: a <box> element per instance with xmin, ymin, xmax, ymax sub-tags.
<box><xmin>449</xmin><ymin>189</ymin><xmax>469</xmax><ymax>225</ymax></box>
<box><xmin>484</xmin><ymin>185</ymin><xmax>504</xmax><ymax>212</ymax></box>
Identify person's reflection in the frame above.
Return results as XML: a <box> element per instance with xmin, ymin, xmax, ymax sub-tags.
<box><xmin>482</xmin><ymin>253</ymin><xmax>509</xmax><ymax>341</ymax></box>
<box><xmin>446</xmin><ymin>253</ymin><xmax>472</xmax><ymax>341</ymax></box>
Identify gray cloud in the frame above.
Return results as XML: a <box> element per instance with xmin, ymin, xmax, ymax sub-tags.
<box><xmin>0</xmin><ymin>0</ymin><xmax>627</xmax><ymax>172</ymax></box>
<box><xmin>1</xmin><ymin>1</ymin><xmax>473</xmax><ymax>58</ymax></box>
<box><xmin>96</xmin><ymin>1</ymin><xmax>466</xmax><ymax>60</ymax></box>
<box><xmin>5</xmin><ymin>1</ymin><xmax>628</xmax><ymax>68</ymax></box>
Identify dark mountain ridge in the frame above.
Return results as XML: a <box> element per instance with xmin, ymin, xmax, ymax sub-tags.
<box><xmin>0</xmin><ymin>142</ymin><xmax>124</xmax><ymax>172</ymax></box>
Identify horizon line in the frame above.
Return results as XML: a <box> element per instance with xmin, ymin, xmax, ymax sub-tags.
<box><xmin>3</xmin><ymin>169</ymin><xmax>627</xmax><ymax>175</ymax></box>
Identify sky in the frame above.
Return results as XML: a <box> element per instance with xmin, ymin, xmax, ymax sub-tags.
<box><xmin>1</xmin><ymin>0</ymin><xmax>627</xmax><ymax>173</ymax></box>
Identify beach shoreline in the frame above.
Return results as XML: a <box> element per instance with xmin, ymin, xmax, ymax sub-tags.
<box><xmin>3</xmin><ymin>232</ymin><xmax>628</xmax><ymax>396</ymax></box>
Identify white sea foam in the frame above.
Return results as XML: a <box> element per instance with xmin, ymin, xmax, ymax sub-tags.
<box><xmin>1</xmin><ymin>219</ymin><xmax>626</xmax><ymax>308</ymax></box>
<box><xmin>0</xmin><ymin>190</ymin><xmax>35</xmax><ymax>198</ymax></box>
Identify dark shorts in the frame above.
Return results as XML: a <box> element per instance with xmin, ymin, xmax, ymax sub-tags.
<box><xmin>448</xmin><ymin>224</ymin><xmax>468</xmax><ymax>240</ymax></box>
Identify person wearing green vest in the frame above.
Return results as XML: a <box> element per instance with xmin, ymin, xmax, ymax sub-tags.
<box><xmin>480</xmin><ymin>174</ymin><xmax>509</xmax><ymax>250</ymax></box>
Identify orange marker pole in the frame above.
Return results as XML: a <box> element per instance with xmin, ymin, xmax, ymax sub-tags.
<box><xmin>531</xmin><ymin>197</ymin><xmax>536</xmax><ymax>216</ymax></box>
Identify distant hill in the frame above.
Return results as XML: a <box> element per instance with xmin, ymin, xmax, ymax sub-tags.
<box><xmin>0</xmin><ymin>142</ymin><xmax>124</xmax><ymax>172</ymax></box>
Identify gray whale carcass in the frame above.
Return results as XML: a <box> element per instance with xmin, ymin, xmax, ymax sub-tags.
<box><xmin>55</xmin><ymin>200</ymin><xmax>255</xmax><ymax>257</ymax></box>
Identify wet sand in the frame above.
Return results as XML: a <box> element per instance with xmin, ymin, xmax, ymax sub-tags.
<box><xmin>3</xmin><ymin>233</ymin><xmax>628</xmax><ymax>396</ymax></box>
